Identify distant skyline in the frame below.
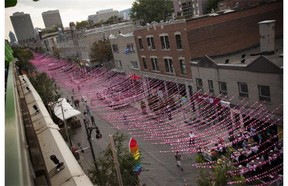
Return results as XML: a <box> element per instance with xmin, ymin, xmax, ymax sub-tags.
<box><xmin>5</xmin><ymin>0</ymin><xmax>135</xmax><ymax>40</ymax></box>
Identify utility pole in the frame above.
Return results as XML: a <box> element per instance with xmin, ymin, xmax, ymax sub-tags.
<box><xmin>109</xmin><ymin>134</ymin><xmax>124</xmax><ymax>186</ymax></box>
<box><xmin>59</xmin><ymin>99</ymin><xmax>72</xmax><ymax>147</ymax></box>
<box><xmin>83</xmin><ymin>119</ymin><xmax>99</xmax><ymax>171</ymax></box>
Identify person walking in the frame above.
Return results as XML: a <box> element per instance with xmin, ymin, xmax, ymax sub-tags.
<box><xmin>189</xmin><ymin>131</ymin><xmax>196</xmax><ymax>146</ymax></box>
<box><xmin>165</xmin><ymin>104</ymin><xmax>172</xmax><ymax>120</ymax></box>
<box><xmin>140</xmin><ymin>100</ymin><xmax>147</xmax><ymax>114</ymax></box>
<box><xmin>175</xmin><ymin>151</ymin><xmax>183</xmax><ymax>171</ymax></box>
<box><xmin>123</xmin><ymin>114</ymin><xmax>128</xmax><ymax>125</ymax></box>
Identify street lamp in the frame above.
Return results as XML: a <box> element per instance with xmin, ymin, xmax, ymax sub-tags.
<box><xmin>83</xmin><ymin>119</ymin><xmax>99</xmax><ymax>171</ymax></box>
<box><xmin>59</xmin><ymin>101</ymin><xmax>73</xmax><ymax>148</ymax></box>
<box><xmin>53</xmin><ymin>99</ymin><xmax>73</xmax><ymax>148</ymax></box>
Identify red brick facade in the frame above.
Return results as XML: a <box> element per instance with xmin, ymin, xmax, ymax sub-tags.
<box><xmin>134</xmin><ymin>20</ymin><xmax>192</xmax><ymax>79</ymax></box>
<box><xmin>134</xmin><ymin>1</ymin><xmax>283</xmax><ymax>77</ymax></box>
<box><xmin>186</xmin><ymin>1</ymin><xmax>283</xmax><ymax>59</ymax></box>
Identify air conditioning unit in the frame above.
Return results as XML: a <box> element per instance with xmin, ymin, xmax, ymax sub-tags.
<box><xmin>147</xmin><ymin>46</ymin><xmax>151</xmax><ymax>51</ymax></box>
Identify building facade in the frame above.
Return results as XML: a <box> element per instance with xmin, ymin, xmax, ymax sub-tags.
<box><xmin>84</xmin><ymin>22</ymin><xmax>135</xmax><ymax>64</ymax></box>
<box><xmin>42</xmin><ymin>10</ymin><xmax>63</xmax><ymax>29</ymax></box>
<box><xmin>88</xmin><ymin>9</ymin><xmax>120</xmax><ymax>25</ymax></box>
<box><xmin>10</xmin><ymin>12</ymin><xmax>35</xmax><ymax>44</ymax></box>
<box><xmin>109</xmin><ymin>32</ymin><xmax>141</xmax><ymax>75</ymax></box>
<box><xmin>190</xmin><ymin>18</ymin><xmax>283</xmax><ymax>138</ymax></box>
<box><xmin>173</xmin><ymin>0</ymin><xmax>209</xmax><ymax>17</ymax></box>
<box><xmin>186</xmin><ymin>0</ymin><xmax>283</xmax><ymax>59</ymax></box>
<box><xmin>134</xmin><ymin>19</ymin><xmax>193</xmax><ymax>98</ymax></box>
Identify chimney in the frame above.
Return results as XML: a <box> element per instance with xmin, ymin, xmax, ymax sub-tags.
<box><xmin>258</xmin><ymin>20</ymin><xmax>275</xmax><ymax>54</ymax></box>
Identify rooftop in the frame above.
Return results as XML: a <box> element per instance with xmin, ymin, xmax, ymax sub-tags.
<box><xmin>198</xmin><ymin>37</ymin><xmax>283</xmax><ymax>68</ymax></box>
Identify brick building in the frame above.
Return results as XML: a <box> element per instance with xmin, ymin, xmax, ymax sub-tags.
<box><xmin>190</xmin><ymin>19</ymin><xmax>283</xmax><ymax>137</ymax></box>
<box><xmin>186</xmin><ymin>0</ymin><xmax>283</xmax><ymax>59</ymax></box>
<box><xmin>134</xmin><ymin>0</ymin><xmax>282</xmax><ymax>99</ymax></box>
<box><xmin>134</xmin><ymin>19</ymin><xmax>193</xmax><ymax>98</ymax></box>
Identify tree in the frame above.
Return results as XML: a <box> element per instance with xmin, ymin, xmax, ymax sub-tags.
<box><xmin>90</xmin><ymin>40</ymin><xmax>113</xmax><ymax>68</ymax></box>
<box><xmin>29</xmin><ymin>72</ymin><xmax>60</xmax><ymax>105</ymax></box>
<box><xmin>13</xmin><ymin>47</ymin><xmax>35</xmax><ymax>74</ymax></box>
<box><xmin>88</xmin><ymin>132</ymin><xmax>141</xmax><ymax>185</ymax></box>
<box><xmin>130</xmin><ymin>0</ymin><xmax>173</xmax><ymax>24</ymax></box>
<box><xmin>76</xmin><ymin>20</ymin><xmax>89</xmax><ymax>30</ymax></box>
<box><xmin>103</xmin><ymin>16</ymin><xmax>124</xmax><ymax>25</ymax></box>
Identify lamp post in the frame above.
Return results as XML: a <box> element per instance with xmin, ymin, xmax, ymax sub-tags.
<box><xmin>58</xmin><ymin>99</ymin><xmax>72</xmax><ymax>148</ymax></box>
<box><xmin>83</xmin><ymin>119</ymin><xmax>99</xmax><ymax>171</ymax></box>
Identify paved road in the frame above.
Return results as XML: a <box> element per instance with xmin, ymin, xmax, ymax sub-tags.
<box><xmin>58</xmin><ymin>86</ymin><xmax>200</xmax><ymax>186</ymax></box>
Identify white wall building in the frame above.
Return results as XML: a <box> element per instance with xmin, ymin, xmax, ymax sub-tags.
<box><xmin>109</xmin><ymin>32</ymin><xmax>140</xmax><ymax>75</ymax></box>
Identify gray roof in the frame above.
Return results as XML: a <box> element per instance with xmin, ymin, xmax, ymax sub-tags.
<box><xmin>191</xmin><ymin>37</ymin><xmax>283</xmax><ymax>74</ymax></box>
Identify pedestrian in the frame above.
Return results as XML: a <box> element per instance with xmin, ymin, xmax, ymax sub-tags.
<box><xmin>86</xmin><ymin>104</ymin><xmax>91</xmax><ymax>116</ymax></box>
<box><xmin>175</xmin><ymin>151</ymin><xmax>183</xmax><ymax>171</ymax></box>
<box><xmin>140</xmin><ymin>100</ymin><xmax>147</xmax><ymax>114</ymax></box>
<box><xmin>84</xmin><ymin>111</ymin><xmax>90</xmax><ymax>126</ymax></box>
<box><xmin>91</xmin><ymin>115</ymin><xmax>96</xmax><ymax>126</ymax></box>
<box><xmin>123</xmin><ymin>114</ymin><xmax>128</xmax><ymax>125</ymax></box>
<box><xmin>165</xmin><ymin>104</ymin><xmax>172</xmax><ymax>120</ymax></box>
<box><xmin>189</xmin><ymin>131</ymin><xmax>196</xmax><ymax>146</ymax></box>
<box><xmin>95</xmin><ymin>127</ymin><xmax>102</xmax><ymax>139</ymax></box>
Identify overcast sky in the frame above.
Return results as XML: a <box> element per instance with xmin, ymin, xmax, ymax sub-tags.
<box><xmin>5</xmin><ymin>0</ymin><xmax>135</xmax><ymax>39</ymax></box>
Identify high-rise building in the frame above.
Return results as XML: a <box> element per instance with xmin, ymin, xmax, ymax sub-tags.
<box><xmin>42</xmin><ymin>10</ymin><xmax>63</xmax><ymax>29</ymax></box>
<box><xmin>10</xmin><ymin>12</ymin><xmax>35</xmax><ymax>44</ymax></box>
<box><xmin>88</xmin><ymin>9</ymin><xmax>119</xmax><ymax>25</ymax></box>
<box><xmin>173</xmin><ymin>0</ymin><xmax>209</xmax><ymax>17</ymax></box>
<box><xmin>9</xmin><ymin>31</ymin><xmax>17</xmax><ymax>44</ymax></box>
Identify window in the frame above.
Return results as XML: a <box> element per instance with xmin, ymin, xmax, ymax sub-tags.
<box><xmin>147</xmin><ymin>36</ymin><xmax>155</xmax><ymax>49</ymax></box>
<box><xmin>138</xmin><ymin>38</ymin><xmax>143</xmax><ymax>49</ymax></box>
<box><xmin>112</xmin><ymin>44</ymin><xmax>119</xmax><ymax>53</ymax></box>
<box><xmin>196</xmin><ymin>78</ymin><xmax>203</xmax><ymax>91</ymax></box>
<box><xmin>124</xmin><ymin>43</ymin><xmax>134</xmax><ymax>54</ymax></box>
<box><xmin>208</xmin><ymin>80</ymin><xmax>214</xmax><ymax>93</ymax></box>
<box><xmin>160</xmin><ymin>35</ymin><xmax>170</xmax><ymax>49</ymax></box>
<box><xmin>258</xmin><ymin>85</ymin><xmax>271</xmax><ymax>102</ymax></box>
<box><xmin>179</xmin><ymin>59</ymin><xmax>186</xmax><ymax>74</ymax></box>
<box><xmin>131</xmin><ymin>61</ymin><xmax>139</xmax><ymax>69</ymax></box>
<box><xmin>219</xmin><ymin>82</ymin><xmax>227</xmax><ymax>95</ymax></box>
<box><xmin>238</xmin><ymin>82</ymin><xmax>249</xmax><ymax>97</ymax></box>
<box><xmin>151</xmin><ymin>57</ymin><xmax>159</xmax><ymax>71</ymax></box>
<box><xmin>164</xmin><ymin>58</ymin><xmax>174</xmax><ymax>73</ymax></box>
<box><xmin>142</xmin><ymin>57</ymin><xmax>147</xmax><ymax>69</ymax></box>
<box><xmin>115</xmin><ymin>60</ymin><xmax>122</xmax><ymax>68</ymax></box>
<box><xmin>175</xmin><ymin>34</ymin><xmax>182</xmax><ymax>49</ymax></box>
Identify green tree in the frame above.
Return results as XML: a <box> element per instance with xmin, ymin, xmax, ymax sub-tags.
<box><xmin>76</xmin><ymin>20</ymin><xmax>89</xmax><ymax>29</ymax></box>
<box><xmin>12</xmin><ymin>47</ymin><xmax>35</xmax><ymax>74</ymax></box>
<box><xmin>90</xmin><ymin>40</ymin><xmax>113</xmax><ymax>69</ymax></box>
<box><xmin>29</xmin><ymin>72</ymin><xmax>60</xmax><ymax>105</ymax></box>
<box><xmin>103</xmin><ymin>16</ymin><xmax>124</xmax><ymax>25</ymax></box>
<box><xmin>88</xmin><ymin>132</ymin><xmax>141</xmax><ymax>185</ymax></box>
<box><xmin>130</xmin><ymin>0</ymin><xmax>173</xmax><ymax>24</ymax></box>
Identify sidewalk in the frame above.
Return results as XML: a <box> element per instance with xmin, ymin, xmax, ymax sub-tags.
<box><xmin>57</xmin><ymin>86</ymin><xmax>200</xmax><ymax>186</ymax></box>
